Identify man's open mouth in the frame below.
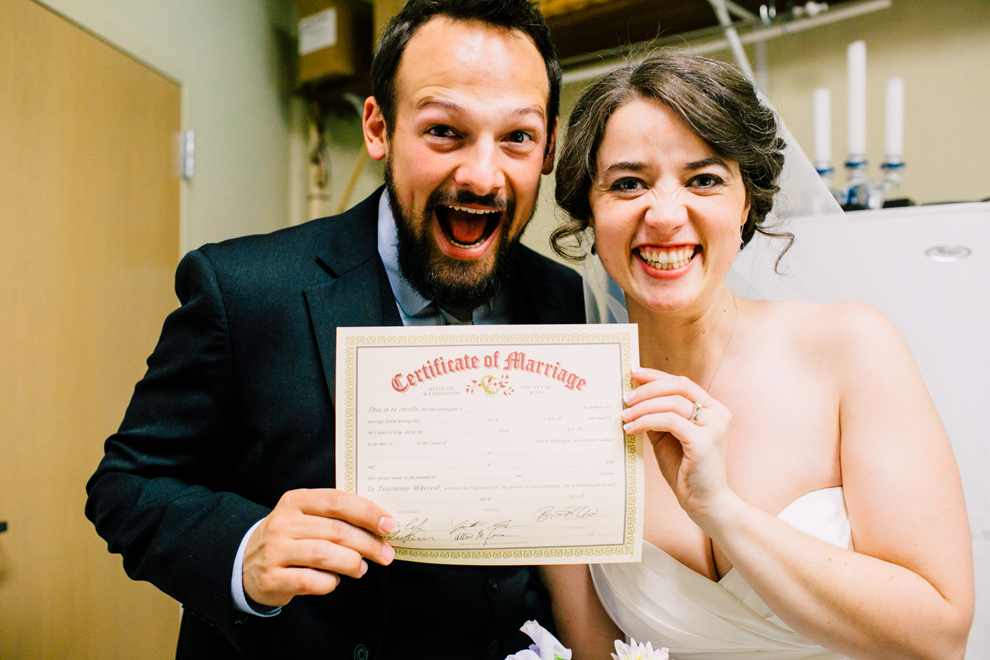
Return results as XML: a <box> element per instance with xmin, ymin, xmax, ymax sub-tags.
<box><xmin>434</xmin><ymin>204</ymin><xmax>503</xmax><ymax>248</ymax></box>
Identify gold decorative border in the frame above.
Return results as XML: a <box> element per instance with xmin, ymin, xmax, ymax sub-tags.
<box><xmin>342</xmin><ymin>329</ymin><xmax>637</xmax><ymax>560</ymax></box>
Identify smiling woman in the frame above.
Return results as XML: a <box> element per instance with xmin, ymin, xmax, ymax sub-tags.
<box><xmin>541</xmin><ymin>51</ymin><xmax>975</xmax><ymax>660</ymax></box>
<box><xmin>588</xmin><ymin>99</ymin><xmax>751</xmax><ymax>316</ymax></box>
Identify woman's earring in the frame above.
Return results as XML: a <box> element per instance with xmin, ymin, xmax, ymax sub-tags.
<box><xmin>591</xmin><ymin>243</ymin><xmax>597</xmax><ymax>255</ymax></box>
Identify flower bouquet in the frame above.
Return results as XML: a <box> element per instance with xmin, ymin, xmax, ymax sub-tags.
<box><xmin>505</xmin><ymin>621</ymin><xmax>670</xmax><ymax>660</ymax></box>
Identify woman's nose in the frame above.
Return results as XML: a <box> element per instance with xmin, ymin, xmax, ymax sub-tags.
<box><xmin>643</xmin><ymin>189</ymin><xmax>689</xmax><ymax>230</ymax></box>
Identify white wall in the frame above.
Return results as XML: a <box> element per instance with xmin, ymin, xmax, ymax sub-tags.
<box><xmin>38</xmin><ymin>0</ymin><xmax>301</xmax><ymax>253</ymax></box>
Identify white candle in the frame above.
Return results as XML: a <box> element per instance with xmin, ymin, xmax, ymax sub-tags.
<box><xmin>813</xmin><ymin>87</ymin><xmax>832</xmax><ymax>165</ymax></box>
<box><xmin>847</xmin><ymin>40</ymin><xmax>867</xmax><ymax>158</ymax></box>
<box><xmin>885</xmin><ymin>77</ymin><xmax>905</xmax><ymax>161</ymax></box>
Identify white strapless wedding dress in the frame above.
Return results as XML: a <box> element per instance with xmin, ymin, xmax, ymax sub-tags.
<box><xmin>591</xmin><ymin>487</ymin><xmax>853</xmax><ymax>659</ymax></box>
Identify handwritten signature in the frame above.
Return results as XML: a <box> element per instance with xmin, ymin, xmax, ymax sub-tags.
<box><xmin>535</xmin><ymin>505</ymin><xmax>601</xmax><ymax>523</ymax></box>
<box><xmin>387</xmin><ymin>518</ymin><xmax>436</xmax><ymax>543</ymax></box>
<box><xmin>450</xmin><ymin>519</ymin><xmax>524</xmax><ymax>546</ymax></box>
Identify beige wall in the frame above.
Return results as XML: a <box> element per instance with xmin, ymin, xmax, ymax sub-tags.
<box><xmin>764</xmin><ymin>0</ymin><xmax>990</xmax><ymax>206</ymax></box>
<box><xmin>524</xmin><ymin>0</ymin><xmax>990</xmax><ymax>264</ymax></box>
<box><xmin>38</xmin><ymin>0</ymin><xmax>301</xmax><ymax>253</ymax></box>
<box><xmin>40</xmin><ymin>0</ymin><xmax>987</xmax><ymax>256</ymax></box>
<box><xmin>322</xmin><ymin>107</ymin><xmax>387</xmax><ymax>218</ymax></box>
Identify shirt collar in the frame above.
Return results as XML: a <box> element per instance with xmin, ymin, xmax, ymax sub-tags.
<box><xmin>378</xmin><ymin>192</ymin><xmax>432</xmax><ymax>319</ymax></box>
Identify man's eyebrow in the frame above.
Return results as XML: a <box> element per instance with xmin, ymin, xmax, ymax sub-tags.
<box><xmin>507</xmin><ymin>106</ymin><xmax>546</xmax><ymax>121</ymax></box>
<box><xmin>416</xmin><ymin>98</ymin><xmax>463</xmax><ymax>114</ymax></box>
<box><xmin>415</xmin><ymin>98</ymin><xmax>545</xmax><ymax>122</ymax></box>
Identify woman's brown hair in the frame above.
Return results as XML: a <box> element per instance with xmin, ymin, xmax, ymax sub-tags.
<box><xmin>551</xmin><ymin>51</ymin><xmax>791</xmax><ymax>262</ymax></box>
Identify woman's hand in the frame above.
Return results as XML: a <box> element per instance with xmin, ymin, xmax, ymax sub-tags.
<box><xmin>621</xmin><ymin>367</ymin><xmax>734</xmax><ymax>518</ymax></box>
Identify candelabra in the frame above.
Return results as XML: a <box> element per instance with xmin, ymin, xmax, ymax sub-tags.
<box><xmin>841</xmin><ymin>155</ymin><xmax>905</xmax><ymax>210</ymax></box>
<box><xmin>814</xmin><ymin>44</ymin><xmax>906</xmax><ymax>210</ymax></box>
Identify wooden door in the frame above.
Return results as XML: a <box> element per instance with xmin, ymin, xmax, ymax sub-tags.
<box><xmin>0</xmin><ymin>0</ymin><xmax>182</xmax><ymax>657</ymax></box>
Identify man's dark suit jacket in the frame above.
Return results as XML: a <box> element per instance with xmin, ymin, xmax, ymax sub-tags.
<box><xmin>86</xmin><ymin>189</ymin><xmax>585</xmax><ymax>660</ymax></box>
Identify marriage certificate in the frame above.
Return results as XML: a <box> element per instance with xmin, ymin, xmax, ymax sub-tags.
<box><xmin>335</xmin><ymin>324</ymin><xmax>642</xmax><ymax>565</ymax></box>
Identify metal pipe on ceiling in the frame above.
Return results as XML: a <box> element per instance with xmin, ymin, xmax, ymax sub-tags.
<box><xmin>708</xmin><ymin>0</ymin><xmax>756</xmax><ymax>81</ymax></box>
<box><xmin>561</xmin><ymin>0</ymin><xmax>892</xmax><ymax>85</ymax></box>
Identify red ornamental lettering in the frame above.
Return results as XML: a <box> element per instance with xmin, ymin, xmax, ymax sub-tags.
<box><xmin>502</xmin><ymin>351</ymin><xmax>524</xmax><ymax>371</ymax></box>
<box><xmin>501</xmin><ymin>351</ymin><xmax>586</xmax><ymax>390</ymax></box>
<box><xmin>391</xmin><ymin>374</ymin><xmax>409</xmax><ymax>392</ymax></box>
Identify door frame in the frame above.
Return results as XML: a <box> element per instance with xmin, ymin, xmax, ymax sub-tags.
<box><xmin>35</xmin><ymin>0</ymin><xmax>190</xmax><ymax>257</ymax></box>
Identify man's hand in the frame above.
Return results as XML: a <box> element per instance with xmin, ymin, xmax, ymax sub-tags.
<box><xmin>243</xmin><ymin>488</ymin><xmax>396</xmax><ymax>608</ymax></box>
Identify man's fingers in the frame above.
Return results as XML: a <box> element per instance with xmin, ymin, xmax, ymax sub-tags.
<box><xmin>278</xmin><ymin>538</ymin><xmax>367</xmax><ymax>578</ymax></box>
<box><xmin>279</xmin><ymin>567</ymin><xmax>342</xmax><ymax>598</ymax></box>
<box><xmin>314</xmin><ymin>517</ymin><xmax>396</xmax><ymax>566</ymax></box>
<box><xmin>286</xmin><ymin>488</ymin><xmax>395</xmax><ymax>535</ymax></box>
<box><xmin>269</xmin><ymin>489</ymin><xmax>396</xmax><ymax>566</ymax></box>
<box><xmin>245</xmin><ymin>488</ymin><xmax>397</xmax><ymax>607</ymax></box>
<box><xmin>284</xmin><ymin>528</ymin><xmax>389</xmax><ymax>575</ymax></box>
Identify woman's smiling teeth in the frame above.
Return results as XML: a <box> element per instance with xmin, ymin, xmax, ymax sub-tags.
<box><xmin>637</xmin><ymin>246</ymin><xmax>696</xmax><ymax>270</ymax></box>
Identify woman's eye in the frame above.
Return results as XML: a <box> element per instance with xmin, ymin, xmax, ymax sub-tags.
<box><xmin>610</xmin><ymin>177</ymin><xmax>643</xmax><ymax>192</ymax></box>
<box><xmin>691</xmin><ymin>174</ymin><xmax>724</xmax><ymax>189</ymax></box>
<box><xmin>506</xmin><ymin>130</ymin><xmax>532</xmax><ymax>144</ymax></box>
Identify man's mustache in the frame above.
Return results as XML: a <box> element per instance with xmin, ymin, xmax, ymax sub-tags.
<box><xmin>428</xmin><ymin>188</ymin><xmax>509</xmax><ymax>213</ymax></box>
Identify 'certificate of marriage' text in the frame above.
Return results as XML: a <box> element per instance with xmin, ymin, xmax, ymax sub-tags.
<box><xmin>335</xmin><ymin>324</ymin><xmax>643</xmax><ymax>565</ymax></box>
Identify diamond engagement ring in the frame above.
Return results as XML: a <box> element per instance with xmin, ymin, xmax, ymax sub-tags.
<box><xmin>689</xmin><ymin>400</ymin><xmax>703</xmax><ymax>424</ymax></box>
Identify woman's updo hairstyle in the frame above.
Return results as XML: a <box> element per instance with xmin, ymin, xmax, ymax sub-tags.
<box><xmin>551</xmin><ymin>50</ymin><xmax>787</xmax><ymax>261</ymax></box>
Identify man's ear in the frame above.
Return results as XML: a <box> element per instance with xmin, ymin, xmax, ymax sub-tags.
<box><xmin>541</xmin><ymin>118</ymin><xmax>558</xmax><ymax>175</ymax></box>
<box><xmin>363</xmin><ymin>96</ymin><xmax>388</xmax><ymax>161</ymax></box>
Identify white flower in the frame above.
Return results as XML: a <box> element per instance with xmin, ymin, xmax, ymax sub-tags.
<box><xmin>504</xmin><ymin>620</ymin><xmax>572</xmax><ymax>660</ymax></box>
<box><xmin>611</xmin><ymin>638</ymin><xmax>669</xmax><ymax>660</ymax></box>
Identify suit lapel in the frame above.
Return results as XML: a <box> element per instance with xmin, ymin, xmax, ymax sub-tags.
<box><xmin>304</xmin><ymin>189</ymin><xmax>402</xmax><ymax>409</ymax></box>
<box><xmin>505</xmin><ymin>248</ymin><xmax>570</xmax><ymax>325</ymax></box>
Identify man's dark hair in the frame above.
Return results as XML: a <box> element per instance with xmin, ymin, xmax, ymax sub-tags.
<box><xmin>372</xmin><ymin>0</ymin><xmax>561</xmax><ymax>146</ymax></box>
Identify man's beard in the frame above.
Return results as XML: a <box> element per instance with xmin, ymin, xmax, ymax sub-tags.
<box><xmin>385</xmin><ymin>157</ymin><xmax>530</xmax><ymax>314</ymax></box>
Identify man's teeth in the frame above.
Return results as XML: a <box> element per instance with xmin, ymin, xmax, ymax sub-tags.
<box><xmin>638</xmin><ymin>246</ymin><xmax>695</xmax><ymax>270</ymax></box>
<box><xmin>445</xmin><ymin>205</ymin><xmax>499</xmax><ymax>215</ymax></box>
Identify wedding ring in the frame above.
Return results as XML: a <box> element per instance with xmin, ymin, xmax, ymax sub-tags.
<box><xmin>689</xmin><ymin>400</ymin><xmax>703</xmax><ymax>424</ymax></box>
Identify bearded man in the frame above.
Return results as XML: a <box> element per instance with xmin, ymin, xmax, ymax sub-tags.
<box><xmin>85</xmin><ymin>1</ymin><xmax>583</xmax><ymax>658</ymax></box>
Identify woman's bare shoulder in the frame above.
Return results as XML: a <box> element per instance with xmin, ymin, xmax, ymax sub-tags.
<box><xmin>744</xmin><ymin>299</ymin><xmax>913</xmax><ymax>392</ymax></box>
<box><xmin>746</xmin><ymin>299</ymin><xmax>898</xmax><ymax>349</ymax></box>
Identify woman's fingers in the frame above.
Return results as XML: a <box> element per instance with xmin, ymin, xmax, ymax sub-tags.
<box><xmin>622</xmin><ymin>410</ymin><xmax>700</xmax><ymax>440</ymax></box>
<box><xmin>626</xmin><ymin>368</ymin><xmax>711</xmax><ymax>410</ymax></box>
<box><xmin>622</xmin><ymin>369</ymin><xmax>734</xmax><ymax>514</ymax></box>
<box><xmin>621</xmin><ymin>394</ymin><xmax>697</xmax><ymax>426</ymax></box>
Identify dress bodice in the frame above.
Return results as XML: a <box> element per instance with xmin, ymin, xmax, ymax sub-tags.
<box><xmin>591</xmin><ymin>487</ymin><xmax>853</xmax><ymax>659</ymax></box>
